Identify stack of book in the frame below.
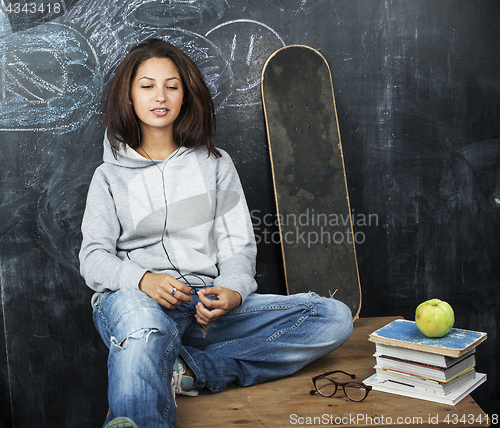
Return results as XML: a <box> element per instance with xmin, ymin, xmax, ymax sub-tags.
<box><xmin>363</xmin><ymin>319</ymin><xmax>487</xmax><ymax>405</ymax></box>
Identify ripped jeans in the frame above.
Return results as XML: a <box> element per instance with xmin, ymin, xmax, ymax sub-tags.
<box><xmin>92</xmin><ymin>289</ymin><xmax>353</xmax><ymax>428</ymax></box>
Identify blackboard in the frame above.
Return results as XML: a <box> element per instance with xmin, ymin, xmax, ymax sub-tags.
<box><xmin>1</xmin><ymin>0</ymin><xmax>499</xmax><ymax>426</ymax></box>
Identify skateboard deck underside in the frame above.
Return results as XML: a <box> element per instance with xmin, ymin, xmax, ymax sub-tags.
<box><xmin>262</xmin><ymin>45</ymin><xmax>361</xmax><ymax>319</ymax></box>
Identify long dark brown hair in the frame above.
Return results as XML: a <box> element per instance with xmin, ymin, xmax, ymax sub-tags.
<box><xmin>105</xmin><ymin>38</ymin><xmax>220</xmax><ymax>158</ymax></box>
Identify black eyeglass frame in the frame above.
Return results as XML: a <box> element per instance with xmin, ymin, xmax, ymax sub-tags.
<box><xmin>310</xmin><ymin>370</ymin><xmax>372</xmax><ymax>402</ymax></box>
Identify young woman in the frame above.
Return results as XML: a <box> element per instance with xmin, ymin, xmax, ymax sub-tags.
<box><xmin>79</xmin><ymin>38</ymin><xmax>353</xmax><ymax>428</ymax></box>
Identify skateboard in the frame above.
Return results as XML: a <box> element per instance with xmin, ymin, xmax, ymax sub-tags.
<box><xmin>261</xmin><ymin>45</ymin><xmax>361</xmax><ymax>319</ymax></box>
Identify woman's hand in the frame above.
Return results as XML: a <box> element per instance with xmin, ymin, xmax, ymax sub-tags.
<box><xmin>139</xmin><ymin>272</ymin><xmax>193</xmax><ymax>309</ymax></box>
<box><xmin>195</xmin><ymin>287</ymin><xmax>242</xmax><ymax>326</ymax></box>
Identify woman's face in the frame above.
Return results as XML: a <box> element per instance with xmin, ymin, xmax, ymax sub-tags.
<box><xmin>130</xmin><ymin>57</ymin><xmax>184</xmax><ymax>137</ymax></box>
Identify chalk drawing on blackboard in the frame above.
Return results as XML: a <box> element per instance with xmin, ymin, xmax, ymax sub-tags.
<box><xmin>205</xmin><ymin>20</ymin><xmax>285</xmax><ymax>107</ymax></box>
<box><xmin>458</xmin><ymin>140</ymin><xmax>500</xmax><ymax>210</ymax></box>
<box><xmin>295</xmin><ymin>0</ymin><xmax>308</xmax><ymax>14</ymax></box>
<box><xmin>122</xmin><ymin>0</ymin><xmax>225</xmax><ymax>29</ymax></box>
<box><xmin>0</xmin><ymin>22</ymin><xmax>100</xmax><ymax>132</ymax></box>
<box><xmin>0</xmin><ymin>8</ymin><xmax>11</xmax><ymax>35</ymax></box>
<box><xmin>37</xmin><ymin>173</ymin><xmax>89</xmax><ymax>274</ymax></box>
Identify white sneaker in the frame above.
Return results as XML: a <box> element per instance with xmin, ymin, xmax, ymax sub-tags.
<box><xmin>171</xmin><ymin>357</ymin><xmax>199</xmax><ymax>402</ymax></box>
<box><xmin>104</xmin><ymin>417</ymin><xmax>138</xmax><ymax>428</ymax></box>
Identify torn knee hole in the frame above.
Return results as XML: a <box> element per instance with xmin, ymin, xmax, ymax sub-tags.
<box><xmin>113</xmin><ymin>328</ymin><xmax>159</xmax><ymax>349</ymax></box>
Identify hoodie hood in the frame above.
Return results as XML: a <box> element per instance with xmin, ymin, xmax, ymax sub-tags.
<box><xmin>102</xmin><ymin>134</ymin><xmax>192</xmax><ymax>168</ymax></box>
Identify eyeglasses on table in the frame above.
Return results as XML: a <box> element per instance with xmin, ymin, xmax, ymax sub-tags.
<box><xmin>310</xmin><ymin>370</ymin><xmax>372</xmax><ymax>402</ymax></box>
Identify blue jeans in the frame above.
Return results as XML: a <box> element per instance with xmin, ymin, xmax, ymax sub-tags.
<box><xmin>93</xmin><ymin>288</ymin><xmax>353</xmax><ymax>428</ymax></box>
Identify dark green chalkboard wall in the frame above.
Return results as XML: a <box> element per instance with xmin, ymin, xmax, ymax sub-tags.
<box><xmin>1</xmin><ymin>0</ymin><xmax>499</xmax><ymax>425</ymax></box>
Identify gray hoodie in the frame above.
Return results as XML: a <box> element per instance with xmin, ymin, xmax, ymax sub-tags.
<box><xmin>79</xmin><ymin>137</ymin><xmax>257</xmax><ymax>306</ymax></box>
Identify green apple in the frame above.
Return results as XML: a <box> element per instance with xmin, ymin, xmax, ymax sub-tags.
<box><xmin>415</xmin><ymin>299</ymin><xmax>455</xmax><ymax>338</ymax></box>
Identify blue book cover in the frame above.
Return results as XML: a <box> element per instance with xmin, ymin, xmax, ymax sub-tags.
<box><xmin>369</xmin><ymin>319</ymin><xmax>487</xmax><ymax>358</ymax></box>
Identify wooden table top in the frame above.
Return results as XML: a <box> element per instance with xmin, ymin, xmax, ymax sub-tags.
<box><xmin>176</xmin><ymin>316</ymin><xmax>490</xmax><ymax>427</ymax></box>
